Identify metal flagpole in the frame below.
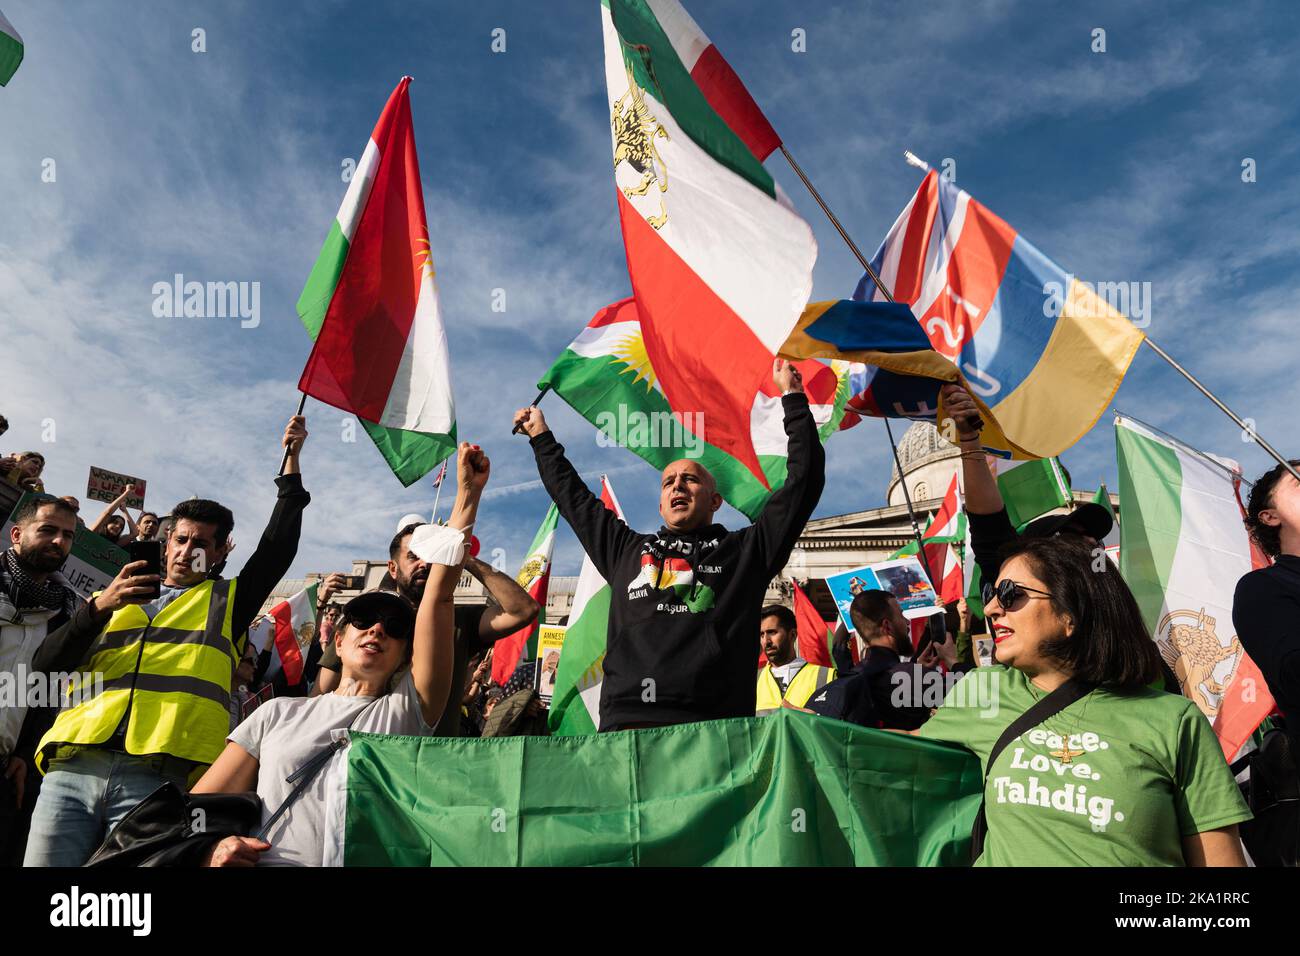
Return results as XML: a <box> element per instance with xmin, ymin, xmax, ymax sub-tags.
<box><xmin>777</xmin><ymin>144</ymin><xmax>941</xmax><ymax>591</ymax></box>
<box><xmin>430</xmin><ymin>461</ymin><xmax>447</xmax><ymax>524</ymax></box>
<box><xmin>1139</xmin><ymin>338</ymin><xmax>1299</xmax><ymax>484</ymax></box>
<box><xmin>901</xmin><ymin>149</ymin><xmax>1299</xmax><ymax>486</ymax></box>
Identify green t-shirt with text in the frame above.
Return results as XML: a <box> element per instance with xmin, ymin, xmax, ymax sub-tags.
<box><xmin>918</xmin><ymin>666</ymin><xmax>1250</xmax><ymax>866</ymax></box>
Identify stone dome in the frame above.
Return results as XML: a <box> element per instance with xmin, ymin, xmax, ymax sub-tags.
<box><xmin>886</xmin><ymin>421</ymin><xmax>961</xmax><ymax>506</ymax></box>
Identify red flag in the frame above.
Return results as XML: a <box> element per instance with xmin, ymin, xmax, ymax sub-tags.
<box><xmin>793</xmin><ymin>580</ymin><xmax>835</xmax><ymax>668</ymax></box>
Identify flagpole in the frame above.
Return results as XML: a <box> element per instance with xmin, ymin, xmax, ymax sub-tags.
<box><xmin>1138</xmin><ymin>338</ymin><xmax>1300</xmax><ymax>484</ymax></box>
<box><xmin>511</xmin><ymin>386</ymin><xmax>551</xmax><ymax>436</ymax></box>
<box><xmin>431</xmin><ymin>466</ymin><xmax>445</xmax><ymax>523</ymax></box>
<box><xmin>778</xmin><ymin>144</ymin><xmax>941</xmax><ymax>590</ymax></box>
<box><xmin>899</xmin><ymin>149</ymin><xmax>1299</xmax><ymax>486</ymax></box>
<box><xmin>278</xmin><ymin>392</ymin><xmax>308</xmax><ymax>477</ymax></box>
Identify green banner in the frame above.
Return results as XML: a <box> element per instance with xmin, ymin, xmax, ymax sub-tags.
<box><xmin>342</xmin><ymin>710</ymin><xmax>982</xmax><ymax>866</ymax></box>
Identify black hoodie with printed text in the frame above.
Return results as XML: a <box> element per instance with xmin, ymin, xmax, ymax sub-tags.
<box><xmin>530</xmin><ymin>393</ymin><xmax>825</xmax><ymax>730</ymax></box>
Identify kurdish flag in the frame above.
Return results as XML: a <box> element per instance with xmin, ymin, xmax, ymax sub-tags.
<box><xmin>541</xmin><ymin>298</ymin><xmax>856</xmax><ymax>520</ymax></box>
<box><xmin>326</xmin><ymin>710</ymin><xmax>982</xmax><ymax>866</ymax></box>
<box><xmin>491</xmin><ymin>504</ymin><xmax>560</xmax><ymax>684</ymax></box>
<box><xmin>264</xmin><ymin>584</ymin><xmax>319</xmax><ymax>687</ymax></box>
<box><xmin>1116</xmin><ymin>415</ymin><xmax>1273</xmax><ymax>758</ymax></box>
<box><xmin>0</xmin><ymin>9</ymin><xmax>21</xmax><ymax>86</ymax></box>
<box><xmin>297</xmin><ymin>78</ymin><xmax>456</xmax><ymax>485</ymax></box>
<box><xmin>857</xmin><ymin>170</ymin><xmax>1145</xmax><ymax>459</ymax></box>
<box><xmin>600</xmin><ymin>0</ymin><xmax>818</xmax><ymax>492</ymax></box>
<box><xmin>549</xmin><ymin>476</ymin><xmax>627</xmax><ymax>736</ymax></box>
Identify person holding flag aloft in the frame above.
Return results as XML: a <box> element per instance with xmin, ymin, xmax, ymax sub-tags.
<box><xmin>513</xmin><ymin>358</ymin><xmax>824</xmax><ymax>731</ymax></box>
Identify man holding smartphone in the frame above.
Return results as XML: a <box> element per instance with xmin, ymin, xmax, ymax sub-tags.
<box><xmin>23</xmin><ymin>416</ymin><xmax>312</xmax><ymax>867</ymax></box>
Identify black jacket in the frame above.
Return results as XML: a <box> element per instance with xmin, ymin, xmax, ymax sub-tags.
<box><xmin>806</xmin><ymin>646</ymin><xmax>938</xmax><ymax>731</ymax></box>
<box><xmin>530</xmin><ymin>393</ymin><xmax>825</xmax><ymax>730</ymax></box>
<box><xmin>1234</xmin><ymin>555</ymin><xmax>1300</xmax><ymax>753</ymax></box>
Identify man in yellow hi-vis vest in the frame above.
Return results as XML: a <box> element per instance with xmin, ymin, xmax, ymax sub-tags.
<box><xmin>755</xmin><ymin>605</ymin><xmax>835</xmax><ymax>716</ymax></box>
<box><xmin>23</xmin><ymin>417</ymin><xmax>311</xmax><ymax>867</ymax></box>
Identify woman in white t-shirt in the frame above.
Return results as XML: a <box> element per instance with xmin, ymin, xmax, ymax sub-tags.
<box><xmin>192</xmin><ymin>442</ymin><xmax>488</xmax><ymax>866</ymax></box>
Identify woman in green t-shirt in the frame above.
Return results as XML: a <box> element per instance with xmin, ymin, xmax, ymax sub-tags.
<box><xmin>919</xmin><ymin>536</ymin><xmax>1250</xmax><ymax>866</ymax></box>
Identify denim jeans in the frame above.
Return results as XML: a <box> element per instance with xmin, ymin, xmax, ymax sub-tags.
<box><xmin>23</xmin><ymin>748</ymin><xmax>191</xmax><ymax>867</ymax></box>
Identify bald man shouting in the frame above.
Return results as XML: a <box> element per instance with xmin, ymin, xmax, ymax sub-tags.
<box><xmin>513</xmin><ymin>360</ymin><xmax>825</xmax><ymax>730</ymax></box>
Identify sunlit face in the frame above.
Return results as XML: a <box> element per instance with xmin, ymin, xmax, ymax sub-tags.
<box><xmin>985</xmin><ymin>555</ymin><xmax>1072</xmax><ymax>674</ymax></box>
<box><xmin>12</xmin><ymin>504</ymin><xmax>77</xmax><ymax>573</ymax></box>
<box><xmin>138</xmin><ymin>514</ymin><xmax>159</xmax><ymax>538</ymax></box>
<box><xmin>1260</xmin><ymin>472</ymin><xmax>1300</xmax><ymax>545</ymax></box>
<box><xmin>165</xmin><ymin>518</ymin><xmax>228</xmax><ymax>586</ymax></box>
<box><xmin>336</xmin><ymin>618</ymin><xmax>408</xmax><ymax>685</ymax></box>
<box><xmin>104</xmin><ymin>516</ymin><xmax>125</xmax><ymax>538</ymax></box>
<box><xmin>659</xmin><ymin>460</ymin><xmax>722</xmax><ymax>532</ymax></box>
<box><xmin>759</xmin><ymin>615</ymin><xmax>797</xmax><ymax>665</ymax></box>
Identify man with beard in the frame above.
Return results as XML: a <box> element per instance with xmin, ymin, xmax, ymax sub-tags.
<box><xmin>805</xmin><ymin>590</ymin><xmax>957</xmax><ymax>730</ymax></box>
<box><xmin>24</xmin><ymin>416</ymin><xmax>312</xmax><ymax>867</ymax></box>
<box><xmin>755</xmin><ymin>605</ymin><xmax>836</xmax><ymax>715</ymax></box>
<box><xmin>0</xmin><ymin>495</ymin><xmax>94</xmax><ymax>862</ymax></box>
<box><xmin>313</xmin><ymin>452</ymin><xmax>540</xmax><ymax>736</ymax></box>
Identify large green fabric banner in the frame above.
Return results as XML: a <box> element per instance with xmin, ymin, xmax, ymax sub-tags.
<box><xmin>340</xmin><ymin>710</ymin><xmax>982</xmax><ymax>866</ymax></box>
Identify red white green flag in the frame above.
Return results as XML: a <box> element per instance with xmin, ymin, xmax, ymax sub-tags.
<box><xmin>548</xmin><ymin>477</ymin><xmax>627</xmax><ymax>736</ymax></box>
<box><xmin>296</xmin><ymin>77</ymin><xmax>456</xmax><ymax>485</ymax></box>
<box><xmin>637</xmin><ymin>0</ymin><xmax>781</xmax><ymax>161</ymax></box>
<box><xmin>600</xmin><ymin>0</ymin><xmax>817</xmax><ymax>490</ymax></box>
<box><xmin>265</xmin><ymin>584</ymin><xmax>319</xmax><ymax>687</ymax></box>
<box><xmin>540</xmin><ymin>298</ymin><xmax>856</xmax><ymax>519</ymax></box>
<box><xmin>491</xmin><ymin>504</ymin><xmax>560</xmax><ymax>684</ymax></box>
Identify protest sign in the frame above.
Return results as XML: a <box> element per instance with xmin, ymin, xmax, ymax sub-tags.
<box><xmin>3</xmin><ymin>493</ymin><xmax>127</xmax><ymax>601</ymax></box>
<box><xmin>86</xmin><ymin>466</ymin><xmax>146</xmax><ymax>510</ymax></box>
<box><xmin>826</xmin><ymin>556</ymin><xmax>941</xmax><ymax>637</ymax></box>
<box><xmin>534</xmin><ymin>624</ymin><xmax>565</xmax><ymax>706</ymax></box>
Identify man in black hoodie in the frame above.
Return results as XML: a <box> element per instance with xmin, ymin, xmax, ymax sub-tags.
<box><xmin>513</xmin><ymin>359</ymin><xmax>824</xmax><ymax>730</ymax></box>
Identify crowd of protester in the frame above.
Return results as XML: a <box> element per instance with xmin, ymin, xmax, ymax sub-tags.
<box><xmin>0</xmin><ymin>364</ymin><xmax>1296</xmax><ymax>868</ymax></box>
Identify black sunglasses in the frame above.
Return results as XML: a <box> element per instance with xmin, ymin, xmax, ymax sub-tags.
<box><xmin>344</xmin><ymin>610</ymin><xmax>413</xmax><ymax>641</ymax></box>
<box><xmin>981</xmin><ymin>578</ymin><xmax>1053</xmax><ymax>610</ymax></box>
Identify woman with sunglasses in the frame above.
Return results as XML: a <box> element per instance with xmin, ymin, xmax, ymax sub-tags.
<box><xmin>918</xmin><ymin>535</ymin><xmax>1250</xmax><ymax>866</ymax></box>
<box><xmin>191</xmin><ymin>442</ymin><xmax>489</xmax><ymax>866</ymax></box>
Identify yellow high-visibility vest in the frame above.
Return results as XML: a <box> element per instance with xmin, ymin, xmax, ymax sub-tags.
<box><xmin>37</xmin><ymin>578</ymin><xmax>240</xmax><ymax>772</ymax></box>
<box><xmin>755</xmin><ymin>661</ymin><xmax>836</xmax><ymax>716</ymax></box>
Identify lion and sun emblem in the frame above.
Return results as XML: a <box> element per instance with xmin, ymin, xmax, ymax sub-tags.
<box><xmin>612</xmin><ymin>63</ymin><xmax>669</xmax><ymax>230</ymax></box>
<box><xmin>1156</xmin><ymin>608</ymin><xmax>1244</xmax><ymax>718</ymax></box>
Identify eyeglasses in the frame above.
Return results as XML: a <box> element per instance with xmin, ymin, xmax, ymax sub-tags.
<box><xmin>981</xmin><ymin>578</ymin><xmax>1053</xmax><ymax>610</ymax></box>
<box><xmin>344</xmin><ymin>610</ymin><xmax>413</xmax><ymax>641</ymax></box>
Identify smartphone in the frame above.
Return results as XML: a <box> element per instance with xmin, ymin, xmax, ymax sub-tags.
<box><xmin>127</xmin><ymin>539</ymin><xmax>163</xmax><ymax>600</ymax></box>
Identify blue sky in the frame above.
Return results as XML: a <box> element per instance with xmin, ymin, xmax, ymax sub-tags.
<box><xmin>1</xmin><ymin>0</ymin><xmax>1297</xmax><ymax>578</ymax></box>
